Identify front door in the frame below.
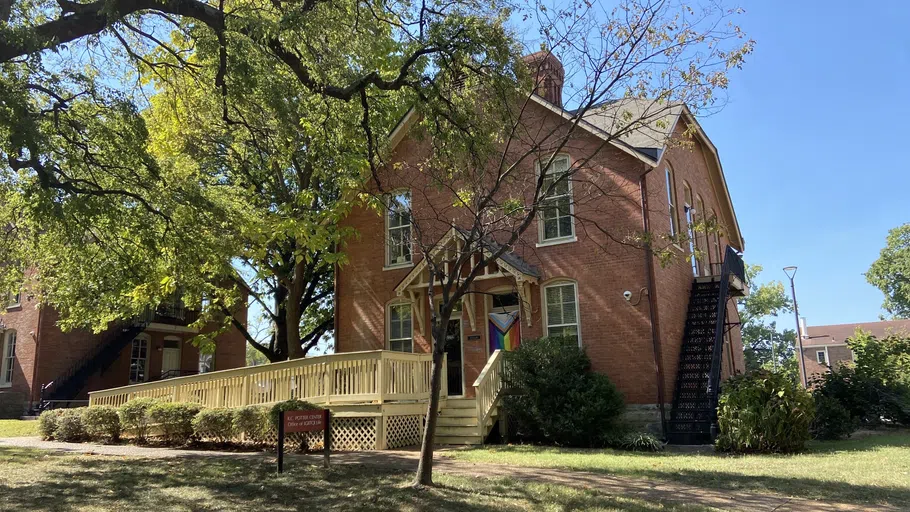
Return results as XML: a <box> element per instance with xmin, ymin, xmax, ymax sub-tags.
<box><xmin>161</xmin><ymin>347</ymin><xmax>181</xmax><ymax>379</ymax></box>
<box><xmin>445</xmin><ymin>318</ymin><xmax>464</xmax><ymax>396</ymax></box>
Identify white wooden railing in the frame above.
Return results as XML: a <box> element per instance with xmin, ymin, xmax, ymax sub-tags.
<box><xmin>473</xmin><ymin>349</ymin><xmax>505</xmax><ymax>435</ymax></box>
<box><xmin>89</xmin><ymin>350</ymin><xmax>447</xmax><ymax>409</ymax></box>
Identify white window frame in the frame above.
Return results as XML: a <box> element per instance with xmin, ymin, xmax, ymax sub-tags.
<box><xmin>816</xmin><ymin>349</ymin><xmax>829</xmax><ymax>366</ymax></box>
<box><xmin>1</xmin><ymin>330</ymin><xmax>17</xmax><ymax>387</ymax></box>
<box><xmin>665</xmin><ymin>166</ymin><xmax>679</xmax><ymax>238</ymax></box>
<box><xmin>387</xmin><ymin>301</ymin><xmax>414</xmax><ymax>353</ymax></box>
<box><xmin>7</xmin><ymin>290</ymin><xmax>20</xmax><ymax>308</ymax></box>
<box><xmin>384</xmin><ymin>191</ymin><xmax>413</xmax><ymax>269</ymax></box>
<box><xmin>682</xmin><ymin>182</ymin><xmax>699</xmax><ymax>277</ymax></box>
<box><xmin>128</xmin><ymin>334</ymin><xmax>151</xmax><ymax>384</ymax></box>
<box><xmin>541</xmin><ymin>280</ymin><xmax>582</xmax><ymax>347</ymax></box>
<box><xmin>536</xmin><ymin>155</ymin><xmax>576</xmax><ymax>246</ymax></box>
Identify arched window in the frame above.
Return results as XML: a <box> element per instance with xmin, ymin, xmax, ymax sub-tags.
<box><xmin>1</xmin><ymin>330</ymin><xmax>16</xmax><ymax>386</ymax></box>
<box><xmin>385</xmin><ymin>191</ymin><xmax>412</xmax><ymax>268</ymax></box>
<box><xmin>710</xmin><ymin>209</ymin><xmax>723</xmax><ymax>266</ymax></box>
<box><xmin>542</xmin><ymin>280</ymin><xmax>581</xmax><ymax>346</ymax></box>
<box><xmin>387</xmin><ymin>301</ymin><xmax>414</xmax><ymax>352</ymax></box>
<box><xmin>695</xmin><ymin>195</ymin><xmax>708</xmax><ymax>275</ymax></box>
<box><xmin>682</xmin><ymin>182</ymin><xmax>699</xmax><ymax>276</ymax></box>
<box><xmin>665</xmin><ymin>166</ymin><xmax>679</xmax><ymax>237</ymax></box>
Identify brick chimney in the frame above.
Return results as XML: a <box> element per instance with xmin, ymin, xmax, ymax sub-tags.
<box><xmin>522</xmin><ymin>51</ymin><xmax>565</xmax><ymax>107</ymax></box>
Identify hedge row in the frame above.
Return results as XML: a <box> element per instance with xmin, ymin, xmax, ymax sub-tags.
<box><xmin>38</xmin><ymin>398</ymin><xmax>319</xmax><ymax>446</ymax></box>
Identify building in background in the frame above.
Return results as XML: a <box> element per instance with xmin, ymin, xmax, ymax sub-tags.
<box><xmin>798</xmin><ymin>318</ymin><xmax>910</xmax><ymax>383</ymax></box>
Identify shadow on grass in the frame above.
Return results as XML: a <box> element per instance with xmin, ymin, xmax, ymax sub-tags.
<box><xmin>0</xmin><ymin>447</ymin><xmax>710</xmax><ymax>512</ymax></box>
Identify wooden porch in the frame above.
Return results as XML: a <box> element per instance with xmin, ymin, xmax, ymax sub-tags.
<box><xmin>88</xmin><ymin>349</ymin><xmax>506</xmax><ymax>449</ymax></box>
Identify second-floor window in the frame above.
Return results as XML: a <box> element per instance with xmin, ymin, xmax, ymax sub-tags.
<box><xmin>129</xmin><ymin>336</ymin><xmax>149</xmax><ymax>384</ymax></box>
<box><xmin>816</xmin><ymin>350</ymin><xmax>828</xmax><ymax>365</ymax></box>
<box><xmin>386</xmin><ymin>191</ymin><xmax>412</xmax><ymax>267</ymax></box>
<box><xmin>539</xmin><ymin>155</ymin><xmax>574</xmax><ymax>242</ymax></box>
<box><xmin>665</xmin><ymin>166</ymin><xmax>679</xmax><ymax>237</ymax></box>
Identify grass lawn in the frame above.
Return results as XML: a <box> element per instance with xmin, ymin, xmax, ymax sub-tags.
<box><xmin>0</xmin><ymin>447</ymin><xmax>717</xmax><ymax>512</ymax></box>
<box><xmin>0</xmin><ymin>420</ymin><xmax>39</xmax><ymax>438</ymax></box>
<box><xmin>444</xmin><ymin>432</ymin><xmax>910</xmax><ymax>508</ymax></box>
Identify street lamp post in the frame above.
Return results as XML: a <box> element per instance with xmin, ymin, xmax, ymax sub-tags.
<box><xmin>783</xmin><ymin>266</ymin><xmax>808</xmax><ymax>387</ymax></box>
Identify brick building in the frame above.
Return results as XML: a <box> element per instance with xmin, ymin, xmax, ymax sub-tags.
<box><xmin>0</xmin><ymin>290</ymin><xmax>248</xmax><ymax>416</ymax></box>
<box><xmin>798</xmin><ymin>318</ymin><xmax>910</xmax><ymax>383</ymax></box>
<box><xmin>334</xmin><ymin>53</ymin><xmax>747</xmax><ymax>443</ymax></box>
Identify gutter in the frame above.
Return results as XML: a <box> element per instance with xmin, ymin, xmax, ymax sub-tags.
<box><xmin>639</xmin><ymin>170</ymin><xmax>668</xmax><ymax>438</ymax></box>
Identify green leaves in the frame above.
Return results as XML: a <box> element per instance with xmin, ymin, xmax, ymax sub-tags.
<box><xmin>867</xmin><ymin>223</ymin><xmax>910</xmax><ymax>319</ymax></box>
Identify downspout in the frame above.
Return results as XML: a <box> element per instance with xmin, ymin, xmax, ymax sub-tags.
<box><xmin>640</xmin><ymin>171</ymin><xmax>668</xmax><ymax>438</ymax></box>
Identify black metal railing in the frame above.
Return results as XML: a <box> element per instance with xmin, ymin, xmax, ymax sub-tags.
<box><xmin>141</xmin><ymin>303</ymin><xmax>200</xmax><ymax>326</ymax></box>
<box><xmin>706</xmin><ymin>246</ymin><xmax>744</xmax><ymax>438</ymax></box>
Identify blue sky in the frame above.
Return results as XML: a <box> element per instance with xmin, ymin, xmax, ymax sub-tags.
<box><xmin>695</xmin><ymin>0</ymin><xmax>910</xmax><ymax>327</ymax></box>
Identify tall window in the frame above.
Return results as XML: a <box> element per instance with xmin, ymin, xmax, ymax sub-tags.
<box><xmin>539</xmin><ymin>156</ymin><xmax>574</xmax><ymax>242</ymax></box>
<box><xmin>682</xmin><ymin>183</ymin><xmax>698</xmax><ymax>276</ymax></box>
<box><xmin>710</xmin><ymin>209</ymin><xmax>723</xmax><ymax>266</ymax></box>
<box><xmin>388</xmin><ymin>302</ymin><xmax>413</xmax><ymax>352</ymax></box>
<box><xmin>816</xmin><ymin>350</ymin><xmax>828</xmax><ymax>365</ymax></box>
<box><xmin>129</xmin><ymin>337</ymin><xmax>149</xmax><ymax>384</ymax></box>
<box><xmin>665</xmin><ymin>166</ymin><xmax>679</xmax><ymax>237</ymax></box>
<box><xmin>386</xmin><ymin>191</ymin><xmax>412</xmax><ymax>267</ymax></box>
<box><xmin>7</xmin><ymin>290</ymin><xmax>20</xmax><ymax>308</ymax></box>
<box><xmin>1</xmin><ymin>331</ymin><xmax>16</xmax><ymax>386</ymax></box>
<box><xmin>544</xmin><ymin>282</ymin><xmax>580</xmax><ymax>345</ymax></box>
<box><xmin>695</xmin><ymin>196</ymin><xmax>707</xmax><ymax>275</ymax></box>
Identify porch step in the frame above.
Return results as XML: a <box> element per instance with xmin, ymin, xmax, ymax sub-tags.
<box><xmin>444</xmin><ymin>398</ymin><xmax>477</xmax><ymax>409</ymax></box>
<box><xmin>435</xmin><ymin>434</ymin><xmax>484</xmax><ymax>445</ymax></box>
<box><xmin>437</xmin><ymin>416</ymin><xmax>478</xmax><ymax>427</ymax></box>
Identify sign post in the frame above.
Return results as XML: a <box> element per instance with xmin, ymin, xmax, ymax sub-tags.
<box><xmin>277</xmin><ymin>409</ymin><xmax>331</xmax><ymax>473</ymax></box>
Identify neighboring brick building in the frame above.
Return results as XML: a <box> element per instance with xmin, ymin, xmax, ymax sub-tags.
<box><xmin>798</xmin><ymin>318</ymin><xmax>910</xmax><ymax>383</ymax></box>
<box><xmin>334</xmin><ymin>53</ymin><xmax>747</xmax><ymax>442</ymax></box>
<box><xmin>0</xmin><ymin>290</ymin><xmax>248</xmax><ymax>416</ymax></box>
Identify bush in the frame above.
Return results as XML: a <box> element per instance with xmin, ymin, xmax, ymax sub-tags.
<box><xmin>37</xmin><ymin>409</ymin><xmax>66</xmax><ymax>440</ymax></box>
<box><xmin>811</xmin><ymin>395</ymin><xmax>856</xmax><ymax>440</ymax></box>
<box><xmin>716</xmin><ymin>370</ymin><xmax>814</xmax><ymax>453</ymax></box>
<box><xmin>81</xmin><ymin>406</ymin><xmax>122</xmax><ymax>443</ymax></box>
<box><xmin>118</xmin><ymin>398</ymin><xmax>159</xmax><ymax>443</ymax></box>
<box><xmin>148</xmin><ymin>402</ymin><xmax>203</xmax><ymax>445</ymax></box>
<box><xmin>812</xmin><ymin>365</ymin><xmax>910</xmax><ymax>427</ymax></box>
<box><xmin>502</xmin><ymin>337</ymin><xmax>625</xmax><ymax>447</ymax></box>
<box><xmin>193</xmin><ymin>408</ymin><xmax>236</xmax><ymax>443</ymax></box>
<box><xmin>233</xmin><ymin>405</ymin><xmax>270</xmax><ymax>443</ymax></box>
<box><xmin>54</xmin><ymin>408</ymin><xmax>86</xmax><ymax>442</ymax></box>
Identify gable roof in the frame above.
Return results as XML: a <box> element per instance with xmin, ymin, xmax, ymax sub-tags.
<box><xmin>803</xmin><ymin>319</ymin><xmax>910</xmax><ymax>347</ymax></box>
<box><xmin>385</xmin><ymin>94</ymin><xmax>744</xmax><ymax>251</ymax></box>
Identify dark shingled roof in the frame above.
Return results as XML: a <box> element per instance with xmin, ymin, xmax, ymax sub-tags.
<box><xmin>454</xmin><ymin>227</ymin><xmax>540</xmax><ymax>279</ymax></box>
<box><xmin>802</xmin><ymin>319</ymin><xmax>910</xmax><ymax>347</ymax></box>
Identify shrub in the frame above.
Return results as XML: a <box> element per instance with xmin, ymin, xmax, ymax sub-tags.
<box><xmin>811</xmin><ymin>395</ymin><xmax>855</xmax><ymax>440</ymax></box>
<box><xmin>716</xmin><ymin>370</ymin><xmax>814</xmax><ymax>453</ymax></box>
<box><xmin>502</xmin><ymin>337</ymin><xmax>625</xmax><ymax>447</ymax></box>
<box><xmin>54</xmin><ymin>408</ymin><xmax>86</xmax><ymax>442</ymax></box>
<box><xmin>37</xmin><ymin>409</ymin><xmax>66</xmax><ymax>440</ymax></box>
<box><xmin>613</xmin><ymin>432</ymin><xmax>665</xmax><ymax>452</ymax></box>
<box><xmin>82</xmin><ymin>406</ymin><xmax>122</xmax><ymax>443</ymax></box>
<box><xmin>118</xmin><ymin>398</ymin><xmax>159</xmax><ymax>442</ymax></box>
<box><xmin>234</xmin><ymin>405</ymin><xmax>270</xmax><ymax>443</ymax></box>
<box><xmin>193</xmin><ymin>408</ymin><xmax>236</xmax><ymax>443</ymax></box>
<box><xmin>148</xmin><ymin>402</ymin><xmax>203</xmax><ymax>445</ymax></box>
<box><xmin>811</xmin><ymin>365</ymin><xmax>910</xmax><ymax>427</ymax></box>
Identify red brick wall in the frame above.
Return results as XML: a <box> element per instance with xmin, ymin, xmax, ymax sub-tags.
<box><xmin>800</xmin><ymin>344</ymin><xmax>853</xmax><ymax>383</ymax></box>
<box><xmin>336</xmin><ymin>104</ymin><xmax>744</xmax><ymax>405</ymax></box>
<box><xmin>0</xmin><ymin>294</ymin><xmax>42</xmax><ymax>405</ymax></box>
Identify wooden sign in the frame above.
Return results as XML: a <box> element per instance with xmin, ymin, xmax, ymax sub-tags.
<box><xmin>278</xmin><ymin>409</ymin><xmax>331</xmax><ymax>473</ymax></box>
<box><xmin>284</xmin><ymin>410</ymin><xmax>326</xmax><ymax>433</ymax></box>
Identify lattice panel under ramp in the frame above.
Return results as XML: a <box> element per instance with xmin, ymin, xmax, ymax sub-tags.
<box><xmin>385</xmin><ymin>415</ymin><xmax>423</xmax><ymax>449</ymax></box>
<box><xmin>255</xmin><ymin>417</ymin><xmax>378</xmax><ymax>451</ymax></box>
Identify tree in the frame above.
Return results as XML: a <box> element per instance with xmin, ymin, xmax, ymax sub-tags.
<box><xmin>359</xmin><ymin>0</ymin><xmax>753</xmax><ymax>486</ymax></box>
<box><xmin>739</xmin><ymin>264</ymin><xmax>798</xmax><ymax>380</ymax></box>
<box><xmin>0</xmin><ymin>0</ymin><xmax>514</xmax><ymax>359</ymax></box>
<box><xmin>867</xmin><ymin>223</ymin><xmax>910</xmax><ymax>319</ymax></box>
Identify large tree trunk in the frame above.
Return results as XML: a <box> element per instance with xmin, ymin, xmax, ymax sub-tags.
<box><xmin>413</xmin><ymin>319</ymin><xmax>448</xmax><ymax>486</ymax></box>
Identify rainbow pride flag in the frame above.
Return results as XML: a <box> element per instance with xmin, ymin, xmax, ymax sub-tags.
<box><xmin>489</xmin><ymin>311</ymin><xmax>521</xmax><ymax>352</ymax></box>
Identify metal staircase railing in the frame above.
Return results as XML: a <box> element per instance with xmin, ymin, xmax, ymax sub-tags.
<box><xmin>706</xmin><ymin>246</ymin><xmax>745</xmax><ymax>438</ymax></box>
